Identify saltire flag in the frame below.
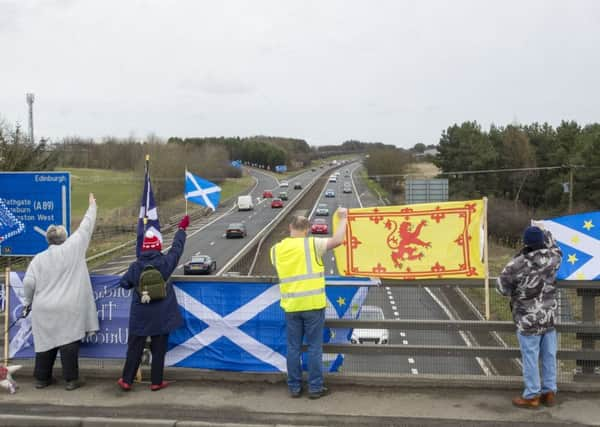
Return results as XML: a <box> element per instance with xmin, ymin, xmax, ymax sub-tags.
<box><xmin>333</xmin><ymin>200</ymin><xmax>486</xmax><ymax>279</ymax></box>
<box><xmin>165</xmin><ymin>277</ymin><xmax>375</xmax><ymax>372</ymax></box>
<box><xmin>536</xmin><ymin>211</ymin><xmax>600</xmax><ymax>280</ymax></box>
<box><xmin>137</xmin><ymin>160</ymin><xmax>161</xmax><ymax>258</ymax></box>
<box><xmin>184</xmin><ymin>170</ymin><xmax>222</xmax><ymax>211</ymax></box>
<box><xmin>0</xmin><ymin>197</ymin><xmax>25</xmax><ymax>245</ymax></box>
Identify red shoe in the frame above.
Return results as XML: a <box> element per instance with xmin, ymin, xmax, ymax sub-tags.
<box><xmin>150</xmin><ymin>381</ymin><xmax>169</xmax><ymax>391</ymax></box>
<box><xmin>117</xmin><ymin>378</ymin><xmax>131</xmax><ymax>391</ymax></box>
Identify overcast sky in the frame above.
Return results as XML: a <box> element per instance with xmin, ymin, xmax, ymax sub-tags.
<box><xmin>1</xmin><ymin>0</ymin><xmax>599</xmax><ymax>148</ymax></box>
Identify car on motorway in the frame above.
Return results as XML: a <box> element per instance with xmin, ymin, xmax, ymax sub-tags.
<box><xmin>315</xmin><ymin>203</ymin><xmax>329</xmax><ymax>216</ymax></box>
<box><xmin>311</xmin><ymin>218</ymin><xmax>329</xmax><ymax>234</ymax></box>
<box><xmin>351</xmin><ymin>305</ymin><xmax>389</xmax><ymax>344</ymax></box>
<box><xmin>279</xmin><ymin>191</ymin><xmax>288</xmax><ymax>201</ymax></box>
<box><xmin>311</xmin><ymin>168</ymin><xmax>316</xmax><ymax>172</ymax></box>
<box><xmin>183</xmin><ymin>254</ymin><xmax>217</xmax><ymax>275</ymax></box>
<box><xmin>271</xmin><ymin>198</ymin><xmax>284</xmax><ymax>208</ymax></box>
<box><xmin>293</xmin><ymin>182</ymin><xmax>302</xmax><ymax>190</ymax></box>
<box><xmin>344</xmin><ymin>169</ymin><xmax>350</xmax><ymax>177</ymax></box>
<box><xmin>262</xmin><ymin>190</ymin><xmax>273</xmax><ymax>198</ymax></box>
<box><xmin>226</xmin><ymin>222</ymin><xmax>247</xmax><ymax>238</ymax></box>
<box><xmin>329</xmin><ymin>175</ymin><xmax>337</xmax><ymax>183</ymax></box>
<box><xmin>237</xmin><ymin>195</ymin><xmax>254</xmax><ymax>211</ymax></box>
<box><xmin>280</xmin><ymin>181</ymin><xmax>289</xmax><ymax>188</ymax></box>
<box><xmin>343</xmin><ymin>182</ymin><xmax>352</xmax><ymax>193</ymax></box>
<box><xmin>325</xmin><ymin>189</ymin><xmax>335</xmax><ymax>198</ymax></box>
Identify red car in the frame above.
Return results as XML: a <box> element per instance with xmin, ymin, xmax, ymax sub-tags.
<box><xmin>271</xmin><ymin>198</ymin><xmax>284</xmax><ymax>208</ymax></box>
<box><xmin>262</xmin><ymin>190</ymin><xmax>273</xmax><ymax>198</ymax></box>
<box><xmin>311</xmin><ymin>218</ymin><xmax>329</xmax><ymax>234</ymax></box>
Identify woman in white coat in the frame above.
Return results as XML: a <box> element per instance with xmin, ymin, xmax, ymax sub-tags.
<box><xmin>23</xmin><ymin>193</ymin><xmax>99</xmax><ymax>390</ymax></box>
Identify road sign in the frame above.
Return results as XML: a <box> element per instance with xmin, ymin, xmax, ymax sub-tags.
<box><xmin>0</xmin><ymin>172</ymin><xmax>71</xmax><ymax>256</ymax></box>
<box><xmin>405</xmin><ymin>179</ymin><xmax>448</xmax><ymax>204</ymax></box>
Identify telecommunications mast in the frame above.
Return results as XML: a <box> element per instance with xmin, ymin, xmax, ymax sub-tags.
<box><xmin>26</xmin><ymin>92</ymin><xmax>35</xmax><ymax>143</ymax></box>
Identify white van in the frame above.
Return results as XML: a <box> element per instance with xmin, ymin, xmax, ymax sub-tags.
<box><xmin>237</xmin><ymin>195</ymin><xmax>254</xmax><ymax>211</ymax></box>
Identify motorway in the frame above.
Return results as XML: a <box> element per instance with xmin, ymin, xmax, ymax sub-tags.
<box><xmin>305</xmin><ymin>162</ymin><xmax>484</xmax><ymax>377</ymax></box>
<box><xmin>91</xmin><ymin>165</ymin><xmax>327</xmax><ymax>276</ymax></box>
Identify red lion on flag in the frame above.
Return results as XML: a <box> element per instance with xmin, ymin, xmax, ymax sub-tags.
<box><xmin>385</xmin><ymin>219</ymin><xmax>431</xmax><ymax>269</ymax></box>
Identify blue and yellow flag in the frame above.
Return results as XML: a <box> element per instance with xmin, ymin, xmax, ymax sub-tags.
<box><xmin>333</xmin><ymin>200</ymin><xmax>486</xmax><ymax>279</ymax></box>
<box><xmin>537</xmin><ymin>212</ymin><xmax>600</xmax><ymax>280</ymax></box>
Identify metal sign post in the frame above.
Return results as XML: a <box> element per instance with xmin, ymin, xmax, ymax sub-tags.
<box><xmin>3</xmin><ymin>262</ymin><xmax>10</xmax><ymax>366</ymax></box>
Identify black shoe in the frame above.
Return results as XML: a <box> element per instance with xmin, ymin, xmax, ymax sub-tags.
<box><xmin>65</xmin><ymin>380</ymin><xmax>83</xmax><ymax>391</ymax></box>
<box><xmin>308</xmin><ymin>386</ymin><xmax>329</xmax><ymax>399</ymax></box>
<box><xmin>289</xmin><ymin>388</ymin><xmax>302</xmax><ymax>398</ymax></box>
<box><xmin>34</xmin><ymin>378</ymin><xmax>55</xmax><ymax>389</ymax></box>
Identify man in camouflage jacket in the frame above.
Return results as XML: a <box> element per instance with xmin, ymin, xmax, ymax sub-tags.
<box><xmin>497</xmin><ymin>225</ymin><xmax>563</xmax><ymax>409</ymax></box>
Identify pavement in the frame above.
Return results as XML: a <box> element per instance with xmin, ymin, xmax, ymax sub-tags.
<box><xmin>1</xmin><ymin>365</ymin><xmax>600</xmax><ymax>426</ymax></box>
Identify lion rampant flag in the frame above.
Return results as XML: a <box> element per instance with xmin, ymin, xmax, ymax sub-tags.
<box><xmin>333</xmin><ymin>200</ymin><xmax>486</xmax><ymax>279</ymax></box>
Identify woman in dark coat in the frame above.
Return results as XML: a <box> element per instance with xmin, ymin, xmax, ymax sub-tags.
<box><xmin>117</xmin><ymin>215</ymin><xmax>189</xmax><ymax>391</ymax></box>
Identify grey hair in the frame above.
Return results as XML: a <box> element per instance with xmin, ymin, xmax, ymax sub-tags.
<box><xmin>46</xmin><ymin>225</ymin><xmax>68</xmax><ymax>245</ymax></box>
<box><xmin>290</xmin><ymin>215</ymin><xmax>310</xmax><ymax>231</ymax></box>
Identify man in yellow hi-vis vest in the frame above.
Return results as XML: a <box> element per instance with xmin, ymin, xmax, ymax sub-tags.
<box><xmin>270</xmin><ymin>208</ymin><xmax>348</xmax><ymax>399</ymax></box>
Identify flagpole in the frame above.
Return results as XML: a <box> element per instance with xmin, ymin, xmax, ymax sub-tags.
<box><xmin>185</xmin><ymin>167</ymin><xmax>188</xmax><ymax>215</ymax></box>
<box><xmin>4</xmin><ymin>262</ymin><xmax>11</xmax><ymax>366</ymax></box>
<box><xmin>144</xmin><ymin>154</ymin><xmax>150</xmax><ymax>229</ymax></box>
<box><xmin>483</xmin><ymin>197</ymin><xmax>490</xmax><ymax>320</ymax></box>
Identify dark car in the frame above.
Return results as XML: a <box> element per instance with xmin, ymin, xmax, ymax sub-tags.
<box><xmin>279</xmin><ymin>191</ymin><xmax>288</xmax><ymax>201</ymax></box>
<box><xmin>226</xmin><ymin>222</ymin><xmax>247</xmax><ymax>238</ymax></box>
<box><xmin>184</xmin><ymin>254</ymin><xmax>217</xmax><ymax>275</ymax></box>
<box><xmin>271</xmin><ymin>198</ymin><xmax>284</xmax><ymax>208</ymax></box>
<box><xmin>293</xmin><ymin>182</ymin><xmax>302</xmax><ymax>190</ymax></box>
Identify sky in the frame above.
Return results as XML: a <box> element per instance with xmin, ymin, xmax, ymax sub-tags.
<box><xmin>1</xmin><ymin>0</ymin><xmax>600</xmax><ymax>148</ymax></box>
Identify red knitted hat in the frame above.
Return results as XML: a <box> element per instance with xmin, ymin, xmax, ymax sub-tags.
<box><xmin>141</xmin><ymin>230</ymin><xmax>162</xmax><ymax>252</ymax></box>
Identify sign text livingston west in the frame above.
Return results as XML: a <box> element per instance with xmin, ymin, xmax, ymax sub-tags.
<box><xmin>0</xmin><ymin>172</ymin><xmax>71</xmax><ymax>256</ymax></box>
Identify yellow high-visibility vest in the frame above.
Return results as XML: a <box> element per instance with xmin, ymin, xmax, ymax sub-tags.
<box><xmin>270</xmin><ymin>237</ymin><xmax>325</xmax><ymax>312</ymax></box>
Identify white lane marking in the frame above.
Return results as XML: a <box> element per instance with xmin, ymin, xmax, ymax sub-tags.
<box><xmin>392</xmin><ymin>305</ymin><xmax>397</xmax><ymax>310</ymax></box>
<box><xmin>388</xmin><ymin>295</ymin><xmax>394</xmax><ymax>300</ymax></box>
<box><xmin>403</xmin><ymin>340</ymin><xmax>408</xmax><ymax>345</ymax></box>
<box><xmin>210</xmin><ymin>241</ymin><xmax>215</xmax><ymax>246</ymax></box>
<box><xmin>394</xmin><ymin>311</ymin><xmax>399</xmax><ymax>317</ymax></box>
<box><xmin>330</xmin><ymin>269</ymin><xmax>334</xmax><ymax>274</ymax></box>
<box><xmin>411</xmin><ymin>368</ymin><xmax>419</xmax><ymax>375</ymax></box>
<box><xmin>400</xmin><ymin>332</ymin><xmax>406</xmax><ymax>337</ymax></box>
<box><xmin>386</xmin><ymin>290</ymin><xmax>392</xmax><ymax>295</ymax></box>
<box><xmin>350</xmin><ymin>163</ymin><xmax>364</xmax><ymax>208</ymax></box>
<box><xmin>408</xmin><ymin>358</ymin><xmax>415</xmax><ymax>364</ymax></box>
<box><xmin>423</xmin><ymin>287</ymin><xmax>492</xmax><ymax>376</ymax></box>
<box><xmin>331</xmin><ymin>256</ymin><xmax>335</xmax><ymax>262</ymax></box>
<box><xmin>385</xmin><ymin>286</ymin><xmax>390</xmax><ymax>290</ymax></box>
<box><xmin>222</xmin><ymin>233</ymin><xmax>226</xmax><ymax>238</ymax></box>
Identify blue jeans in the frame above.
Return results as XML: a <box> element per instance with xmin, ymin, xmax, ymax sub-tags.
<box><xmin>285</xmin><ymin>308</ymin><xmax>325</xmax><ymax>394</ymax></box>
<box><xmin>517</xmin><ymin>329</ymin><xmax>558</xmax><ymax>399</ymax></box>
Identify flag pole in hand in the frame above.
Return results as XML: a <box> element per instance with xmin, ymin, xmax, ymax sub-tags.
<box><xmin>185</xmin><ymin>167</ymin><xmax>188</xmax><ymax>215</ymax></box>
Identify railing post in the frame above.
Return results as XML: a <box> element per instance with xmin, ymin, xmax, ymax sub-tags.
<box><xmin>575</xmin><ymin>288</ymin><xmax>600</xmax><ymax>381</ymax></box>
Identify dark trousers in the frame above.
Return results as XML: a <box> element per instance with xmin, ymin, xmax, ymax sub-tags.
<box><xmin>122</xmin><ymin>334</ymin><xmax>168</xmax><ymax>386</ymax></box>
<box><xmin>34</xmin><ymin>341</ymin><xmax>80</xmax><ymax>382</ymax></box>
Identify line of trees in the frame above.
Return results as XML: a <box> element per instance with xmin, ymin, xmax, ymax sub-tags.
<box><xmin>168</xmin><ymin>136</ymin><xmax>313</xmax><ymax>169</ymax></box>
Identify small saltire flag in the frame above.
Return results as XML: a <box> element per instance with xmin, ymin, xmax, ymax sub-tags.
<box><xmin>333</xmin><ymin>200</ymin><xmax>486</xmax><ymax>279</ymax></box>
<box><xmin>536</xmin><ymin>211</ymin><xmax>600</xmax><ymax>280</ymax></box>
<box><xmin>184</xmin><ymin>170</ymin><xmax>221</xmax><ymax>211</ymax></box>
<box><xmin>137</xmin><ymin>161</ymin><xmax>161</xmax><ymax>258</ymax></box>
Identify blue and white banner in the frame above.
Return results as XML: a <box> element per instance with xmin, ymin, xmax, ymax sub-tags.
<box><xmin>538</xmin><ymin>212</ymin><xmax>600</xmax><ymax>280</ymax></box>
<box><xmin>166</xmin><ymin>277</ymin><xmax>376</xmax><ymax>372</ymax></box>
<box><xmin>7</xmin><ymin>273</ymin><xmax>131</xmax><ymax>359</ymax></box>
<box><xmin>184</xmin><ymin>170</ymin><xmax>221</xmax><ymax>211</ymax></box>
<box><xmin>137</xmin><ymin>163</ymin><xmax>161</xmax><ymax>258</ymax></box>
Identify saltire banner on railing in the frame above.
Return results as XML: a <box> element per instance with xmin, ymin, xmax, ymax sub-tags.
<box><xmin>333</xmin><ymin>200</ymin><xmax>486</xmax><ymax>279</ymax></box>
<box><xmin>166</xmin><ymin>277</ymin><xmax>375</xmax><ymax>372</ymax></box>
<box><xmin>6</xmin><ymin>273</ymin><xmax>374</xmax><ymax>373</ymax></box>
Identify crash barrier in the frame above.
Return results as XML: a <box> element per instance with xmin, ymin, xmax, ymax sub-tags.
<box><xmin>2</xmin><ymin>275</ymin><xmax>599</xmax><ymax>384</ymax></box>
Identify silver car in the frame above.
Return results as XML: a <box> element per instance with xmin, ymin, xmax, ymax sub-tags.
<box><xmin>351</xmin><ymin>305</ymin><xmax>389</xmax><ymax>344</ymax></box>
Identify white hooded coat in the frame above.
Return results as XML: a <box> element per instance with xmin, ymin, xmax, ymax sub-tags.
<box><xmin>23</xmin><ymin>203</ymin><xmax>99</xmax><ymax>352</ymax></box>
